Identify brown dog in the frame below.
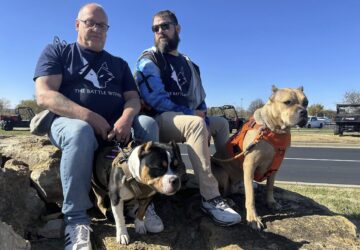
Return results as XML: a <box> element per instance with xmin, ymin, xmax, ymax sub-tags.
<box><xmin>212</xmin><ymin>85</ymin><xmax>308</xmax><ymax>230</ymax></box>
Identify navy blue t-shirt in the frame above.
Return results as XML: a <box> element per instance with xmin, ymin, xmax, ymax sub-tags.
<box><xmin>34</xmin><ymin>42</ymin><xmax>137</xmax><ymax>126</ymax></box>
<box><xmin>163</xmin><ymin>53</ymin><xmax>192</xmax><ymax>108</ymax></box>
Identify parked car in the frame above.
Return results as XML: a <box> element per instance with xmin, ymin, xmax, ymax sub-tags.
<box><xmin>0</xmin><ymin>107</ymin><xmax>35</xmax><ymax>131</ymax></box>
<box><xmin>306</xmin><ymin>116</ymin><xmax>324</xmax><ymax>128</ymax></box>
<box><xmin>317</xmin><ymin>117</ymin><xmax>332</xmax><ymax>125</ymax></box>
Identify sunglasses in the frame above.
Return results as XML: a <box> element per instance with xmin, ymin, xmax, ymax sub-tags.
<box><xmin>151</xmin><ymin>22</ymin><xmax>175</xmax><ymax>33</ymax></box>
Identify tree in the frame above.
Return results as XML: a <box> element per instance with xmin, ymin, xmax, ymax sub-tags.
<box><xmin>322</xmin><ymin>109</ymin><xmax>336</xmax><ymax>120</ymax></box>
<box><xmin>0</xmin><ymin>98</ymin><xmax>11</xmax><ymax>113</ymax></box>
<box><xmin>343</xmin><ymin>90</ymin><xmax>360</xmax><ymax>104</ymax></box>
<box><xmin>16</xmin><ymin>98</ymin><xmax>44</xmax><ymax>114</ymax></box>
<box><xmin>248</xmin><ymin>99</ymin><xmax>264</xmax><ymax>115</ymax></box>
<box><xmin>307</xmin><ymin>104</ymin><xmax>324</xmax><ymax>116</ymax></box>
<box><xmin>233</xmin><ymin>106</ymin><xmax>249</xmax><ymax>119</ymax></box>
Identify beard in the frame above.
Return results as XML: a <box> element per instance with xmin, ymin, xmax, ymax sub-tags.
<box><xmin>155</xmin><ymin>31</ymin><xmax>180</xmax><ymax>53</ymax></box>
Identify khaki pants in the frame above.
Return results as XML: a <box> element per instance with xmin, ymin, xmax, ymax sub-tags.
<box><xmin>155</xmin><ymin>112</ymin><xmax>229</xmax><ymax>200</ymax></box>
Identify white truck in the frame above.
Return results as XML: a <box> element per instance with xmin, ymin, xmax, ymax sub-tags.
<box><xmin>306</xmin><ymin>116</ymin><xmax>324</xmax><ymax>128</ymax></box>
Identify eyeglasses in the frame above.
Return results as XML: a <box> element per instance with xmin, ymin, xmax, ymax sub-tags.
<box><xmin>79</xmin><ymin>19</ymin><xmax>110</xmax><ymax>31</ymax></box>
<box><xmin>151</xmin><ymin>22</ymin><xmax>175</xmax><ymax>33</ymax></box>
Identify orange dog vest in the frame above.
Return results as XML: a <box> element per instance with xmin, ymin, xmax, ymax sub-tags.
<box><xmin>226</xmin><ymin>118</ymin><xmax>291</xmax><ymax>182</ymax></box>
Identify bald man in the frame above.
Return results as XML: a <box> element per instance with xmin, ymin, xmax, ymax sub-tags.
<box><xmin>34</xmin><ymin>3</ymin><xmax>158</xmax><ymax>249</ymax></box>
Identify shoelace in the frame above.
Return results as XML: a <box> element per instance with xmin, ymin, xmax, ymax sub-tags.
<box><xmin>211</xmin><ymin>197</ymin><xmax>230</xmax><ymax>210</ymax></box>
<box><xmin>75</xmin><ymin>225</ymin><xmax>93</xmax><ymax>243</ymax></box>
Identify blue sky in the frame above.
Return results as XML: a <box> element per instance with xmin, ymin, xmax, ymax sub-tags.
<box><xmin>0</xmin><ymin>1</ymin><xmax>359</xmax><ymax>110</ymax></box>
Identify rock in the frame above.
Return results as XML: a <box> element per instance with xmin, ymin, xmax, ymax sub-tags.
<box><xmin>0</xmin><ymin>159</ymin><xmax>45</xmax><ymax>236</ymax></box>
<box><xmin>0</xmin><ymin>221</ymin><xmax>31</xmax><ymax>250</ymax></box>
<box><xmin>37</xmin><ymin>219</ymin><xmax>64</xmax><ymax>239</ymax></box>
<box><xmin>90</xmin><ymin>186</ymin><xmax>360</xmax><ymax>249</ymax></box>
<box><xmin>0</xmin><ymin>135</ymin><xmax>62</xmax><ymax>204</ymax></box>
<box><xmin>266</xmin><ymin>215</ymin><xmax>359</xmax><ymax>249</ymax></box>
<box><xmin>1</xmin><ymin>135</ymin><xmax>359</xmax><ymax>249</ymax></box>
<box><xmin>0</xmin><ymin>136</ymin><xmax>59</xmax><ymax>169</ymax></box>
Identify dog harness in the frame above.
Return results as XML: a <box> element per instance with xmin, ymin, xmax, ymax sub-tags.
<box><xmin>226</xmin><ymin>118</ymin><xmax>291</xmax><ymax>182</ymax></box>
<box><xmin>92</xmin><ymin>141</ymin><xmax>155</xmax><ymax>216</ymax></box>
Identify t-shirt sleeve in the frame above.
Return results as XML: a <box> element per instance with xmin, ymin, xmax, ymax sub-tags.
<box><xmin>33</xmin><ymin>44</ymin><xmax>63</xmax><ymax>81</ymax></box>
<box><xmin>121</xmin><ymin>61</ymin><xmax>137</xmax><ymax>92</ymax></box>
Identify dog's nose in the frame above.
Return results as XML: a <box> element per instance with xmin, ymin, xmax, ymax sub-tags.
<box><xmin>300</xmin><ymin>109</ymin><xmax>307</xmax><ymax>118</ymax></box>
<box><xmin>169</xmin><ymin>176</ymin><xmax>180</xmax><ymax>187</ymax></box>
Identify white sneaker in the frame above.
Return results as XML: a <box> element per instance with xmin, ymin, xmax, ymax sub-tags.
<box><xmin>201</xmin><ymin>196</ymin><xmax>241</xmax><ymax>226</ymax></box>
<box><xmin>144</xmin><ymin>203</ymin><xmax>164</xmax><ymax>233</ymax></box>
<box><xmin>126</xmin><ymin>202</ymin><xmax>164</xmax><ymax>233</ymax></box>
<box><xmin>64</xmin><ymin>224</ymin><xmax>92</xmax><ymax>250</ymax></box>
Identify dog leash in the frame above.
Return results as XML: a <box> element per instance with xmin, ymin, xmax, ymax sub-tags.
<box><xmin>211</xmin><ymin>126</ymin><xmax>266</xmax><ymax>163</ymax></box>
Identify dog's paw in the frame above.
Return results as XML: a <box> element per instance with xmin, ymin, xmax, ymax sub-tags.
<box><xmin>135</xmin><ymin>218</ymin><xmax>147</xmax><ymax>235</ymax></box>
<box><xmin>247</xmin><ymin>218</ymin><xmax>264</xmax><ymax>230</ymax></box>
<box><xmin>247</xmin><ymin>213</ymin><xmax>264</xmax><ymax>230</ymax></box>
<box><xmin>116</xmin><ymin>231</ymin><xmax>130</xmax><ymax>245</ymax></box>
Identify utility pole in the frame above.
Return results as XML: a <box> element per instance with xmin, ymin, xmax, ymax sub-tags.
<box><xmin>240</xmin><ymin>98</ymin><xmax>243</xmax><ymax>117</ymax></box>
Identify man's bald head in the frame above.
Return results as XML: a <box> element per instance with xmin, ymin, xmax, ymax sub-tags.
<box><xmin>76</xmin><ymin>3</ymin><xmax>108</xmax><ymax>52</ymax></box>
<box><xmin>77</xmin><ymin>3</ymin><xmax>108</xmax><ymax>23</ymax></box>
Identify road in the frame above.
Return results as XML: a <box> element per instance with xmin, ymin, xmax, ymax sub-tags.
<box><xmin>179</xmin><ymin>144</ymin><xmax>360</xmax><ymax>186</ymax></box>
<box><xmin>277</xmin><ymin>146</ymin><xmax>360</xmax><ymax>186</ymax></box>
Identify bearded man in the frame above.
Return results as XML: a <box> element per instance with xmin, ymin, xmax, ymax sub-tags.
<box><xmin>134</xmin><ymin>10</ymin><xmax>241</xmax><ymax>227</ymax></box>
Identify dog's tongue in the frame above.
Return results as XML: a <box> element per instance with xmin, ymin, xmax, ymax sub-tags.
<box><xmin>128</xmin><ymin>146</ymin><xmax>142</xmax><ymax>182</ymax></box>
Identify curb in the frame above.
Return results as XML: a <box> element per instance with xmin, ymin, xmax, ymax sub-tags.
<box><xmin>275</xmin><ymin>180</ymin><xmax>360</xmax><ymax>188</ymax></box>
<box><xmin>291</xmin><ymin>143</ymin><xmax>360</xmax><ymax>149</ymax></box>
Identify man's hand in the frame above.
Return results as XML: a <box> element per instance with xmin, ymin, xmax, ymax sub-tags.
<box><xmin>107</xmin><ymin>90</ymin><xmax>140</xmax><ymax>143</ymax></box>
<box><xmin>107</xmin><ymin>116</ymin><xmax>132</xmax><ymax>143</ymax></box>
<box><xmin>85</xmin><ymin>111</ymin><xmax>111</xmax><ymax>140</ymax></box>
<box><xmin>36</xmin><ymin>75</ymin><xmax>112</xmax><ymax>140</ymax></box>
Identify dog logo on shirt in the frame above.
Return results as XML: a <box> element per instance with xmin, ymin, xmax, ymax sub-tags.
<box><xmin>83</xmin><ymin>62</ymin><xmax>115</xmax><ymax>89</ymax></box>
<box><xmin>170</xmin><ymin>65</ymin><xmax>188</xmax><ymax>92</ymax></box>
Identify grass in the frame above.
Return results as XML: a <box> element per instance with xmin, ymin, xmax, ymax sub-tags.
<box><xmin>277</xmin><ymin>183</ymin><xmax>360</xmax><ymax>231</ymax></box>
<box><xmin>0</xmin><ymin>128</ymin><xmax>31</xmax><ymax>136</ymax></box>
<box><xmin>291</xmin><ymin>128</ymin><xmax>360</xmax><ymax>144</ymax></box>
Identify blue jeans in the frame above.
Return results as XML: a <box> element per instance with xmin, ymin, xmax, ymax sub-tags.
<box><xmin>48</xmin><ymin>115</ymin><xmax>159</xmax><ymax>225</ymax></box>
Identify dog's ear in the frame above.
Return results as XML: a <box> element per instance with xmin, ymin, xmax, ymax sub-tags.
<box><xmin>269</xmin><ymin>85</ymin><xmax>279</xmax><ymax>102</ymax></box>
<box><xmin>144</xmin><ymin>141</ymin><xmax>153</xmax><ymax>152</ymax></box>
<box><xmin>138</xmin><ymin>141</ymin><xmax>153</xmax><ymax>156</ymax></box>
<box><xmin>297</xmin><ymin>86</ymin><xmax>304</xmax><ymax>92</ymax></box>
<box><xmin>170</xmin><ymin>140</ymin><xmax>181</xmax><ymax>159</ymax></box>
<box><xmin>272</xmin><ymin>85</ymin><xmax>278</xmax><ymax>93</ymax></box>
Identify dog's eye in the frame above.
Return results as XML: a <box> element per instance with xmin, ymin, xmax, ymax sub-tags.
<box><xmin>283</xmin><ymin>100</ymin><xmax>292</xmax><ymax>105</ymax></box>
<box><xmin>149</xmin><ymin>166</ymin><xmax>167</xmax><ymax>177</ymax></box>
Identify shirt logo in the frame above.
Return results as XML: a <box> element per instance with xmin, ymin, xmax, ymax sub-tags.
<box><xmin>170</xmin><ymin>65</ymin><xmax>188</xmax><ymax>92</ymax></box>
<box><xmin>82</xmin><ymin>62</ymin><xmax>115</xmax><ymax>89</ymax></box>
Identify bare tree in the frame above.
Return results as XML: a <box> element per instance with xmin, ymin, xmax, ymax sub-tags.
<box><xmin>235</xmin><ymin>105</ymin><xmax>250</xmax><ymax>118</ymax></box>
<box><xmin>16</xmin><ymin>99</ymin><xmax>44</xmax><ymax>114</ymax></box>
<box><xmin>248</xmin><ymin>99</ymin><xmax>264</xmax><ymax>115</ymax></box>
<box><xmin>0</xmin><ymin>98</ymin><xmax>11</xmax><ymax>112</ymax></box>
<box><xmin>343</xmin><ymin>90</ymin><xmax>360</xmax><ymax>104</ymax></box>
